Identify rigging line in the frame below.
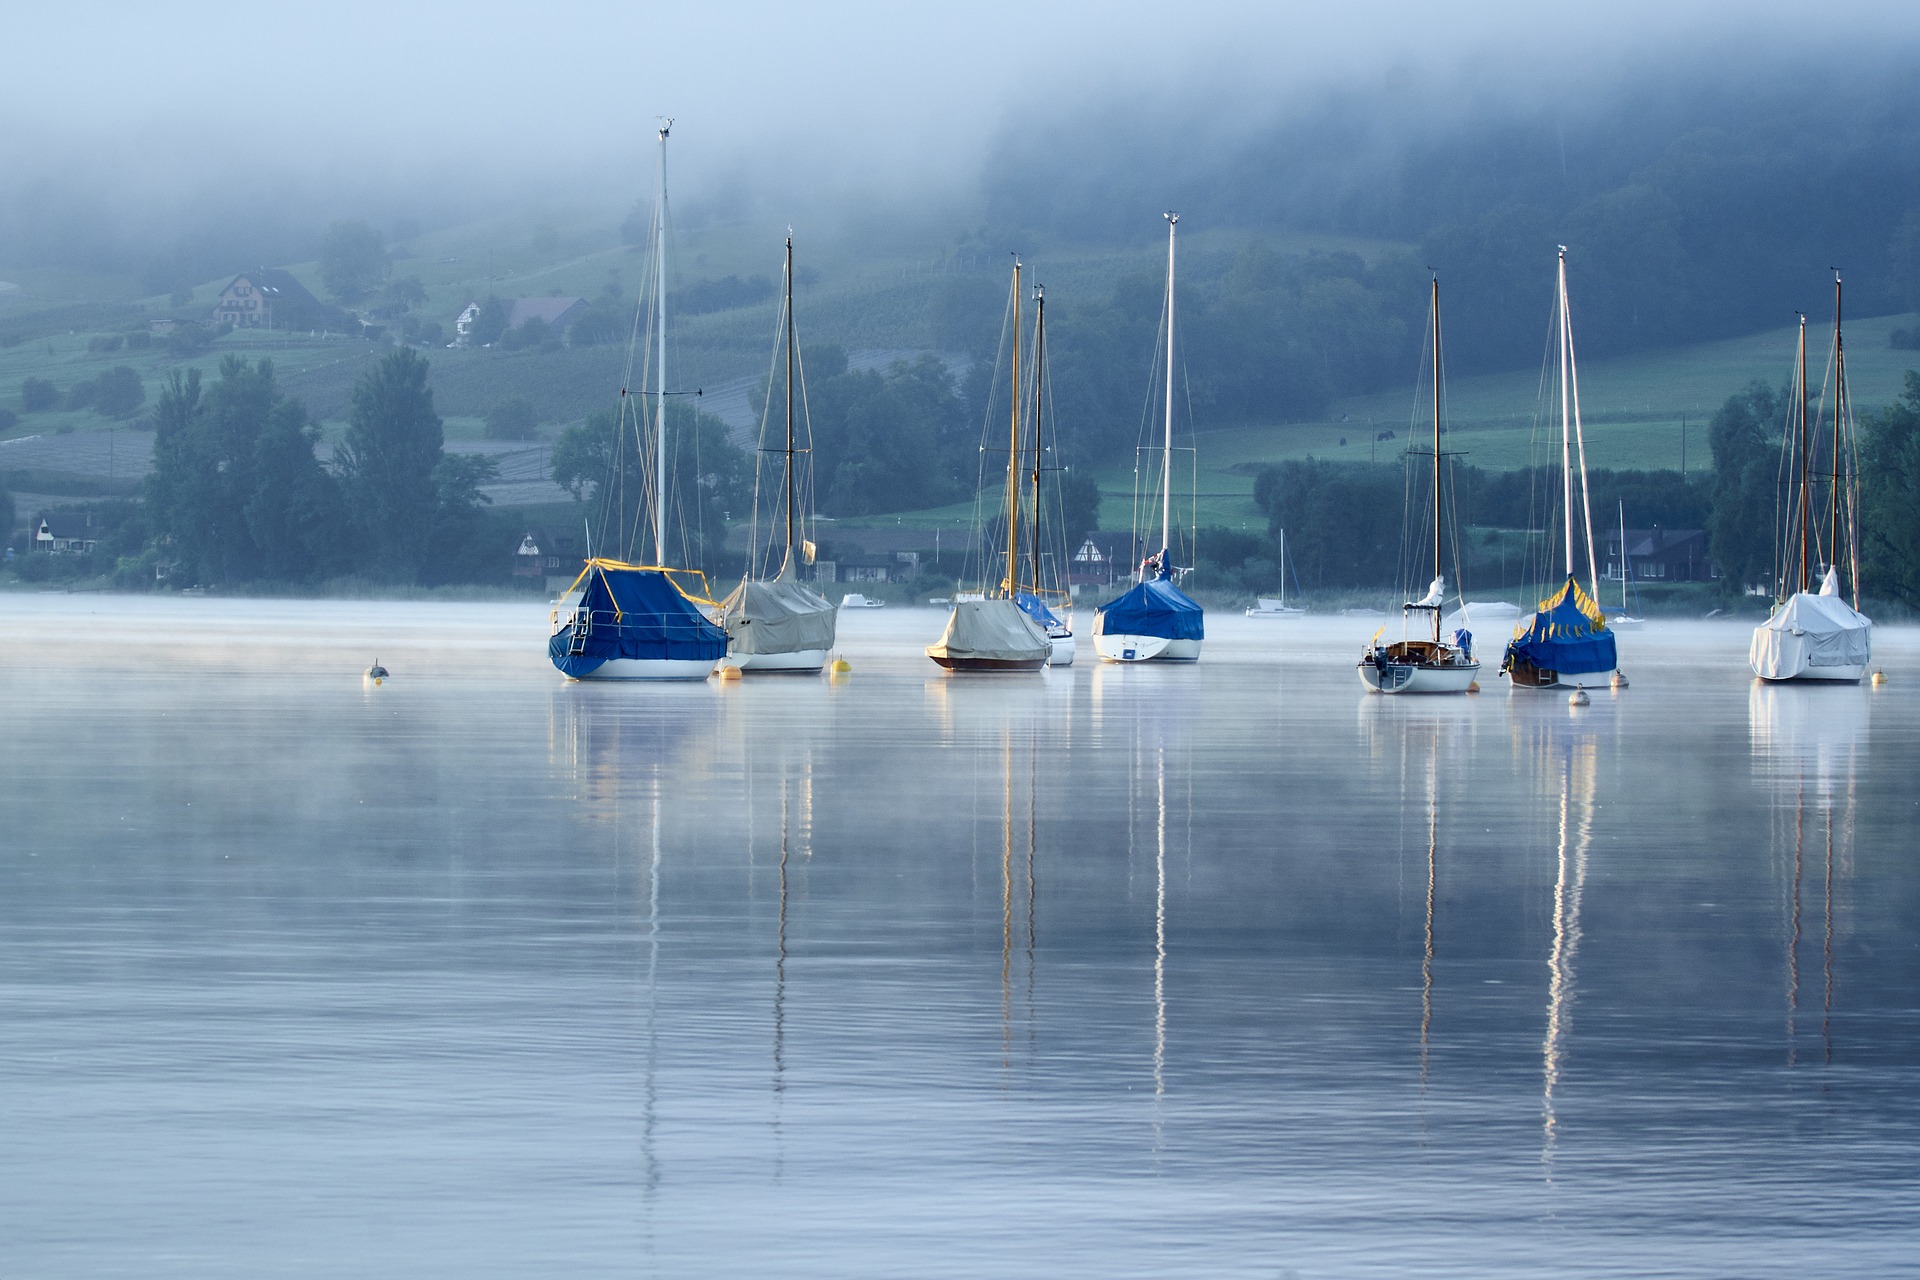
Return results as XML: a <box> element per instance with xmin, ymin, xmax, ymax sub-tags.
<box><xmin>744</xmin><ymin>251</ymin><xmax>788</xmax><ymax>580</ymax></box>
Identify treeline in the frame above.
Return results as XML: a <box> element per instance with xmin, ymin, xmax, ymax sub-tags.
<box><xmin>980</xmin><ymin>51</ymin><xmax>1920</xmax><ymax>376</ymax></box>
<box><xmin>140</xmin><ymin>350</ymin><xmax>503</xmax><ymax>587</ymax></box>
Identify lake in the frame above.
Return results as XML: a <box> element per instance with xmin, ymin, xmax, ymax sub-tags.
<box><xmin>2</xmin><ymin>595</ymin><xmax>1915</xmax><ymax>1277</ymax></box>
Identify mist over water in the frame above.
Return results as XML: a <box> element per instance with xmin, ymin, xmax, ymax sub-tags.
<box><xmin>2</xmin><ymin>597</ymin><xmax>1915</xmax><ymax>1275</ymax></box>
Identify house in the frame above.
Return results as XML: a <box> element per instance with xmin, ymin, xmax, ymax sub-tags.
<box><xmin>1068</xmin><ymin>531</ymin><xmax>1137</xmax><ymax>595</ymax></box>
<box><xmin>506</xmin><ymin>297</ymin><xmax>587</xmax><ymax>333</ymax></box>
<box><xmin>1604</xmin><ymin>527</ymin><xmax>1715</xmax><ymax>584</ymax></box>
<box><xmin>213</xmin><ymin>268</ymin><xmax>327</xmax><ymax>330</ymax></box>
<box><xmin>816</xmin><ymin>550</ymin><xmax>919</xmax><ymax>585</ymax></box>
<box><xmin>33</xmin><ymin>512</ymin><xmax>99</xmax><ymax>554</ymax></box>
<box><xmin>513</xmin><ymin>528</ymin><xmax>587</xmax><ymax>591</ymax></box>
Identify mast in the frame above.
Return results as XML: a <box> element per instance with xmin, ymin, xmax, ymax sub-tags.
<box><xmin>653</xmin><ymin>120</ymin><xmax>672</xmax><ymax>567</ymax></box>
<box><xmin>1004</xmin><ymin>259</ymin><xmax>1023</xmax><ymax>597</ymax></box>
<box><xmin>1430</xmin><ymin>275</ymin><xmax>1443</xmax><ymax>644</ymax></box>
<box><xmin>1619</xmin><ymin>499</ymin><xmax>1629</xmax><ymax>612</ymax></box>
<box><xmin>1829</xmin><ymin>273</ymin><xmax>1845</xmax><ymax>594</ymax></box>
<box><xmin>1796</xmin><ymin>312</ymin><xmax>1811</xmax><ymax>596</ymax></box>
<box><xmin>1162</xmin><ymin>213</ymin><xmax>1178</xmax><ymax>571</ymax></box>
<box><xmin>783</xmin><ymin>234</ymin><xmax>796</xmax><ymax>572</ymax></box>
<box><xmin>1557</xmin><ymin>249</ymin><xmax>1574</xmax><ymax>580</ymax></box>
<box><xmin>1027</xmin><ymin>284</ymin><xmax>1045</xmax><ymax>598</ymax></box>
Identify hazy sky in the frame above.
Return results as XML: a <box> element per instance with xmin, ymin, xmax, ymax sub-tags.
<box><xmin>6</xmin><ymin>0</ymin><xmax>1920</xmax><ymax>214</ymax></box>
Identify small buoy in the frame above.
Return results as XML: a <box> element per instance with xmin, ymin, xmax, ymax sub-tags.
<box><xmin>1611</xmin><ymin>671</ymin><xmax>1628</xmax><ymax>690</ymax></box>
<box><xmin>364</xmin><ymin>659</ymin><xmax>388</xmax><ymax>684</ymax></box>
<box><xmin>1568</xmin><ymin>688</ymin><xmax>1590</xmax><ymax>707</ymax></box>
<box><xmin>1871</xmin><ymin>669</ymin><xmax>1886</xmax><ymax>686</ymax></box>
<box><xmin>1466</xmin><ymin>681</ymin><xmax>1481</xmax><ymax>694</ymax></box>
<box><xmin>830</xmin><ymin>657</ymin><xmax>853</xmax><ymax>674</ymax></box>
<box><xmin>716</xmin><ymin>664</ymin><xmax>741</xmax><ymax>681</ymax></box>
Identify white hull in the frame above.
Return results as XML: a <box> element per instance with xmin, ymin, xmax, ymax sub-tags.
<box><xmin>1359</xmin><ymin>661</ymin><xmax>1480</xmax><ymax>695</ymax></box>
<box><xmin>1047</xmin><ymin>631</ymin><xmax>1076</xmax><ymax>666</ymax></box>
<box><xmin>571</xmin><ymin>657</ymin><xmax>716</xmax><ymax>681</ymax></box>
<box><xmin>1246</xmin><ymin>608</ymin><xmax>1306</xmax><ymax>619</ymax></box>
<box><xmin>1509</xmin><ymin>668</ymin><xmax>1617</xmax><ymax>690</ymax></box>
<box><xmin>1094</xmin><ymin>634</ymin><xmax>1201</xmax><ymax>663</ymax></box>
<box><xmin>719</xmin><ymin>648</ymin><xmax>828</xmax><ymax>674</ymax></box>
<box><xmin>1754</xmin><ymin>662</ymin><xmax>1867</xmax><ymax>684</ymax></box>
<box><xmin>1608</xmin><ymin>615</ymin><xmax>1646</xmax><ymax>631</ymax></box>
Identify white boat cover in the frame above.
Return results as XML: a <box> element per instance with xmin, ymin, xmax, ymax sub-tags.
<box><xmin>721</xmin><ymin>562</ymin><xmax>837</xmax><ymax>656</ymax></box>
<box><xmin>1749</xmin><ymin>585</ymin><xmax>1872</xmax><ymax>679</ymax></box>
<box><xmin>927</xmin><ymin>598</ymin><xmax>1050</xmax><ymax>664</ymax></box>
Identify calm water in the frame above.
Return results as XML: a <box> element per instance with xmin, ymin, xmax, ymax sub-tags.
<box><xmin>2</xmin><ymin>595</ymin><xmax>1916</xmax><ymax>1277</ymax></box>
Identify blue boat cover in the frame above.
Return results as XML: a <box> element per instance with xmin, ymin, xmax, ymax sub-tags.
<box><xmin>549</xmin><ymin>563</ymin><xmax>729</xmax><ymax>677</ymax></box>
<box><xmin>1013</xmin><ymin>591</ymin><xmax>1062</xmax><ymax>628</ymax></box>
<box><xmin>1503</xmin><ymin>575</ymin><xmax>1616</xmax><ymax>676</ymax></box>
<box><xmin>1094</xmin><ymin>561</ymin><xmax>1205</xmax><ymax>641</ymax></box>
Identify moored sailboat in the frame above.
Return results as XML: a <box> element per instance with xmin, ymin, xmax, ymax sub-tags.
<box><xmin>719</xmin><ymin>235</ymin><xmax>836</xmax><ymax>673</ymax></box>
<box><xmin>1093</xmin><ymin>212</ymin><xmax>1205</xmax><ymax>663</ymax></box>
<box><xmin>927</xmin><ymin>259</ymin><xmax>1050</xmax><ymax>674</ymax></box>
<box><xmin>549</xmin><ymin>120</ymin><xmax>728</xmax><ymax>681</ymax></box>
<box><xmin>1501</xmin><ymin>248</ymin><xmax>1618</xmax><ymax>691</ymax></box>
<box><xmin>1750</xmin><ymin>275</ymin><xmax>1872</xmax><ymax>682</ymax></box>
<box><xmin>1360</xmin><ymin>275</ymin><xmax>1481</xmax><ymax>694</ymax></box>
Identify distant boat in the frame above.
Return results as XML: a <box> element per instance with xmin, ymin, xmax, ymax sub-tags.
<box><xmin>1245</xmin><ymin>528</ymin><xmax>1306</xmax><ymax>618</ymax></box>
<box><xmin>719</xmin><ymin>235</ymin><xmax>836</xmax><ymax>674</ymax></box>
<box><xmin>1501</xmin><ymin>249</ymin><xmax>1618</xmax><ymax>691</ymax></box>
<box><xmin>1093</xmin><ymin>212</ymin><xmax>1205</xmax><ymax>663</ymax></box>
<box><xmin>928</xmin><ymin>258</ymin><xmax>1050</xmax><ymax>674</ymax></box>
<box><xmin>840</xmin><ymin>593</ymin><xmax>885</xmax><ymax>610</ymax></box>
<box><xmin>1750</xmin><ymin>275</ymin><xmax>1871</xmax><ymax>682</ymax></box>
<box><xmin>549</xmin><ymin>121</ymin><xmax>728</xmax><ymax>681</ymax></box>
<box><xmin>1360</xmin><ymin>275</ymin><xmax>1480</xmax><ymax>694</ymax></box>
<box><xmin>1608</xmin><ymin>500</ymin><xmax>1646</xmax><ymax>631</ymax></box>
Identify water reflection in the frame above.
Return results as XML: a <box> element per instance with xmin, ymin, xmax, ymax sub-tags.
<box><xmin>1749</xmin><ymin>684</ymin><xmax>1868</xmax><ymax>1067</ymax></box>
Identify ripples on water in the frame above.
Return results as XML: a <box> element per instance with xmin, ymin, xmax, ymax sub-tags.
<box><xmin>1</xmin><ymin>597</ymin><xmax>1915</xmax><ymax>1277</ymax></box>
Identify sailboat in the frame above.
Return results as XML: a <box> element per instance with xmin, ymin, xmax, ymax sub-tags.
<box><xmin>549</xmin><ymin>121</ymin><xmax>728</xmax><ymax>681</ymax></box>
<box><xmin>1093</xmin><ymin>212</ymin><xmax>1205</xmax><ymax>663</ymax></box>
<box><xmin>927</xmin><ymin>258</ymin><xmax>1052</xmax><ymax>673</ymax></box>
<box><xmin>718</xmin><ymin>236</ymin><xmax>836</xmax><ymax>673</ymax></box>
<box><xmin>1501</xmin><ymin>248</ymin><xmax>1618</xmax><ymax>691</ymax></box>
<box><xmin>1749</xmin><ymin>274</ymin><xmax>1872</xmax><ymax>682</ymax></box>
<box><xmin>1608</xmin><ymin>501</ymin><xmax>1646</xmax><ymax>630</ymax></box>
<box><xmin>1359</xmin><ymin>276</ymin><xmax>1480</xmax><ymax>694</ymax></box>
<box><xmin>1012</xmin><ymin>283</ymin><xmax>1076</xmax><ymax>665</ymax></box>
<box><xmin>1244</xmin><ymin>528</ymin><xmax>1305</xmax><ymax>618</ymax></box>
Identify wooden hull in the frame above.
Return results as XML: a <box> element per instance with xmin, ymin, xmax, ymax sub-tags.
<box><xmin>1504</xmin><ymin>658</ymin><xmax>1615</xmax><ymax>689</ymax></box>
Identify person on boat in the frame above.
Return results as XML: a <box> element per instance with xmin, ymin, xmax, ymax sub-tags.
<box><xmin>1453</xmin><ymin>629</ymin><xmax>1472</xmax><ymax>661</ymax></box>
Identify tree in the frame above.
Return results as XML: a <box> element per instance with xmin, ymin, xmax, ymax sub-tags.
<box><xmin>319</xmin><ymin>220</ymin><xmax>389</xmax><ymax>305</ymax></box>
<box><xmin>335</xmin><ymin>349</ymin><xmax>445</xmax><ymax>581</ymax></box>
<box><xmin>1860</xmin><ymin>371</ymin><xmax>1920</xmax><ymax>606</ymax></box>
<box><xmin>485</xmin><ymin>397</ymin><xmax>538</xmax><ymax>441</ymax></box>
<box><xmin>420</xmin><ymin>452</ymin><xmax>501</xmax><ymax>585</ymax></box>
<box><xmin>21</xmin><ymin>378</ymin><xmax>57</xmax><ymax>411</ymax></box>
<box><xmin>1058</xmin><ymin>470</ymin><xmax>1102</xmax><ymax>544</ymax></box>
<box><xmin>499</xmin><ymin>315</ymin><xmax>553</xmax><ymax>351</ymax></box>
<box><xmin>382</xmin><ymin>275</ymin><xmax>427</xmax><ymax>315</ymax></box>
<box><xmin>1707</xmin><ymin>381</ymin><xmax>1783</xmax><ymax>594</ymax></box>
<box><xmin>92</xmin><ymin>366</ymin><xmax>145</xmax><ymax>417</ymax></box>
<box><xmin>467</xmin><ymin>296</ymin><xmax>510</xmax><ymax>347</ymax></box>
<box><xmin>551</xmin><ymin>399</ymin><xmax>748</xmax><ymax>571</ymax></box>
<box><xmin>0</xmin><ymin>408</ymin><xmax>17</xmax><ymax>434</ymax></box>
<box><xmin>806</xmin><ymin>355</ymin><xmax>969</xmax><ymax>516</ymax></box>
<box><xmin>65</xmin><ymin>380</ymin><xmax>96</xmax><ymax>410</ymax></box>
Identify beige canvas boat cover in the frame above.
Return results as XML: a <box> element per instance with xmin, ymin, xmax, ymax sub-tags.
<box><xmin>926</xmin><ymin>599</ymin><xmax>1050</xmax><ymax>663</ymax></box>
<box><xmin>1749</xmin><ymin>586</ymin><xmax>1871</xmax><ymax>679</ymax></box>
<box><xmin>721</xmin><ymin>565</ymin><xmax>837</xmax><ymax>655</ymax></box>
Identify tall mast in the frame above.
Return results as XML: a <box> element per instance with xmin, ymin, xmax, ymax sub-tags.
<box><xmin>1004</xmin><ymin>259</ymin><xmax>1023</xmax><ymax>596</ymax></box>
<box><xmin>1796</xmin><ymin>312</ymin><xmax>1811</xmax><ymax>595</ymax></box>
<box><xmin>783</xmin><ymin>234</ymin><xmax>796</xmax><ymax>572</ymax></box>
<box><xmin>1829</xmin><ymin>272</ymin><xmax>1845</xmax><ymax>592</ymax></box>
<box><xmin>653</xmin><ymin>120</ymin><xmax>672</xmax><ymax>566</ymax></box>
<box><xmin>1430</xmin><ymin>274</ymin><xmax>1443</xmax><ymax>644</ymax></box>
<box><xmin>1162</xmin><ymin>212</ymin><xmax>1178</xmax><ymax>570</ymax></box>
<box><xmin>1619</xmin><ymin>499</ymin><xmax>1628</xmax><ymax>613</ymax></box>
<box><xmin>1557</xmin><ymin>249</ymin><xmax>1574</xmax><ymax>579</ymax></box>
<box><xmin>1028</xmin><ymin>284</ymin><xmax>1045</xmax><ymax>597</ymax></box>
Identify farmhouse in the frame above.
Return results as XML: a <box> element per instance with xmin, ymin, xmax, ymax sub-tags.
<box><xmin>1604</xmin><ymin>527</ymin><xmax>1716</xmax><ymax>584</ymax></box>
<box><xmin>33</xmin><ymin>512</ymin><xmax>99</xmax><ymax>554</ymax></box>
<box><xmin>213</xmin><ymin>268</ymin><xmax>327</xmax><ymax>330</ymax></box>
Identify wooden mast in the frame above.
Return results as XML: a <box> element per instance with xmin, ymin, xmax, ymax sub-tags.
<box><xmin>1003</xmin><ymin>259</ymin><xmax>1023</xmax><ymax>597</ymax></box>
<box><xmin>1430</xmin><ymin>275</ymin><xmax>1443</xmax><ymax>645</ymax></box>
<box><xmin>1027</xmin><ymin>284</ymin><xmax>1046</xmax><ymax>600</ymax></box>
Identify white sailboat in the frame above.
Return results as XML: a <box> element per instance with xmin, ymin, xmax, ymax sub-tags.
<box><xmin>719</xmin><ymin>235</ymin><xmax>836</xmax><ymax>673</ymax></box>
<box><xmin>1750</xmin><ymin>274</ymin><xmax>1872</xmax><ymax>682</ymax></box>
<box><xmin>1501</xmin><ymin>248</ymin><xmax>1618</xmax><ymax>691</ymax></box>
<box><xmin>549</xmin><ymin>120</ymin><xmax>728</xmax><ymax>681</ymax></box>
<box><xmin>1092</xmin><ymin>212</ymin><xmax>1205</xmax><ymax>662</ymax></box>
<box><xmin>1245</xmin><ymin>528</ymin><xmax>1306</xmax><ymax>618</ymax></box>
<box><xmin>1359</xmin><ymin>275</ymin><xmax>1480</xmax><ymax>694</ymax></box>
<box><xmin>1608</xmin><ymin>500</ymin><xmax>1646</xmax><ymax>630</ymax></box>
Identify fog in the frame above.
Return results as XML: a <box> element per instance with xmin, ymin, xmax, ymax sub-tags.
<box><xmin>7</xmin><ymin>0</ymin><xmax>1920</xmax><ymax>266</ymax></box>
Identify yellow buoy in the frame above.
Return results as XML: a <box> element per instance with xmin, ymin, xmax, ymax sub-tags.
<box><xmin>716</xmin><ymin>665</ymin><xmax>742</xmax><ymax>681</ymax></box>
<box><xmin>830</xmin><ymin>657</ymin><xmax>853</xmax><ymax>674</ymax></box>
<box><xmin>1871</xmin><ymin>669</ymin><xmax>1887</xmax><ymax>686</ymax></box>
<box><xmin>1611</xmin><ymin>671</ymin><xmax>1628</xmax><ymax>690</ymax></box>
<box><xmin>1466</xmin><ymin>681</ymin><xmax>1481</xmax><ymax>694</ymax></box>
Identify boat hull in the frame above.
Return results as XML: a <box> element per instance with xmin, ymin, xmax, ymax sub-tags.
<box><xmin>1754</xmin><ymin>663</ymin><xmax>1866</xmax><ymax>684</ymax></box>
<box><xmin>569</xmin><ymin>656</ymin><xmax>717</xmax><ymax>681</ymax></box>
<box><xmin>1094</xmin><ymin>633</ymin><xmax>1202</xmax><ymax>663</ymax></box>
<box><xmin>1246</xmin><ymin>608</ymin><xmax>1306</xmax><ymax>619</ymax></box>
<box><xmin>1047</xmin><ymin>630</ymin><xmax>1075</xmax><ymax>666</ymax></box>
<box><xmin>928</xmin><ymin>654</ymin><xmax>1048</xmax><ymax>673</ymax></box>
<box><xmin>1504</xmin><ymin>658</ymin><xmax>1615</xmax><ymax>690</ymax></box>
<box><xmin>718</xmin><ymin>648</ymin><xmax>828</xmax><ymax>674</ymax></box>
<box><xmin>1359</xmin><ymin>660</ymin><xmax>1480</xmax><ymax>694</ymax></box>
